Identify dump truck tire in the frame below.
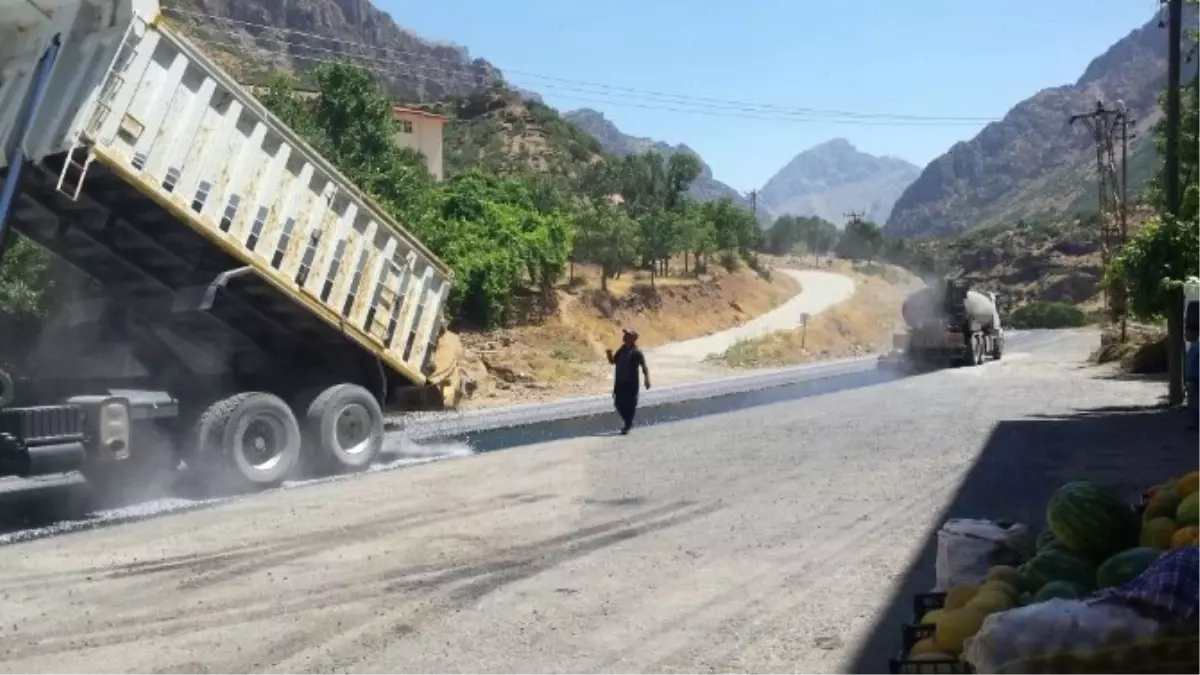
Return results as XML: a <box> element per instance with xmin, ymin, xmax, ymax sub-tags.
<box><xmin>303</xmin><ymin>384</ymin><xmax>384</xmax><ymax>473</ymax></box>
<box><xmin>192</xmin><ymin>392</ymin><xmax>301</xmax><ymax>490</ymax></box>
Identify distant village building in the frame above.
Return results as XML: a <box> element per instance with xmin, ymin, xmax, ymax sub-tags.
<box><xmin>243</xmin><ymin>84</ymin><xmax>445</xmax><ymax>182</ymax></box>
<box><xmin>391</xmin><ymin>106</ymin><xmax>446</xmax><ymax>182</ymax></box>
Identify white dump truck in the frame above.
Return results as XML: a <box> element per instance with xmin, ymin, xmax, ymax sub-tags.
<box><xmin>0</xmin><ymin>0</ymin><xmax>453</xmax><ymax>492</ymax></box>
<box><xmin>892</xmin><ymin>278</ymin><xmax>1005</xmax><ymax>368</ymax></box>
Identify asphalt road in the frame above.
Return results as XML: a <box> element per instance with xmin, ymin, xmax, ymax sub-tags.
<box><xmin>0</xmin><ymin>330</ymin><xmax>1192</xmax><ymax>673</ymax></box>
<box><xmin>0</xmin><ymin>330</ymin><xmax>1048</xmax><ymax>542</ymax></box>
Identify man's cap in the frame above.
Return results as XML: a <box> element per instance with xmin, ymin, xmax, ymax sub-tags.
<box><xmin>622</xmin><ymin>328</ymin><xmax>639</xmax><ymax>339</ymax></box>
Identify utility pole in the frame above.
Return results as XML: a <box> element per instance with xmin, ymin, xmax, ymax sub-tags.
<box><xmin>843</xmin><ymin>211</ymin><xmax>864</xmax><ymax>226</ymax></box>
<box><xmin>748</xmin><ymin>189</ymin><xmax>758</xmax><ymax>221</ymax></box>
<box><xmin>1164</xmin><ymin>0</ymin><xmax>1184</xmax><ymax>406</ymax></box>
<box><xmin>1068</xmin><ymin>100</ymin><xmax>1131</xmax><ymax>338</ymax></box>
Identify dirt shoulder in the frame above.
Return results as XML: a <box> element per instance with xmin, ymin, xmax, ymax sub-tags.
<box><xmin>719</xmin><ymin>259</ymin><xmax>923</xmax><ymax>369</ymax></box>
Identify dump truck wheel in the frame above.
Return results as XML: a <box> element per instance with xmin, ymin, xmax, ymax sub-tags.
<box><xmin>192</xmin><ymin>392</ymin><xmax>301</xmax><ymax>490</ymax></box>
<box><xmin>303</xmin><ymin>384</ymin><xmax>384</xmax><ymax>473</ymax></box>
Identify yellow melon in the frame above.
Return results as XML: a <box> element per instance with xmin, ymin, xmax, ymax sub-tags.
<box><xmin>985</xmin><ymin>565</ymin><xmax>1024</xmax><ymax>589</ymax></box>
<box><xmin>1170</xmin><ymin>525</ymin><xmax>1199</xmax><ymax>549</ymax></box>
<box><xmin>1143</xmin><ymin>489</ymin><xmax>1183</xmax><ymax>522</ymax></box>
<box><xmin>943</xmin><ymin>584</ymin><xmax>980</xmax><ymax>610</ymax></box>
<box><xmin>908</xmin><ymin>637</ymin><xmax>941</xmax><ymax>657</ymax></box>
<box><xmin>1140</xmin><ymin>517</ymin><xmax>1178</xmax><ymax>550</ymax></box>
<box><xmin>934</xmin><ymin>608</ymin><xmax>987</xmax><ymax>655</ymax></box>
<box><xmin>919</xmin><ymin>609</ymin><xmax>946</xmax><ymax>626</ymax></box>
<box><xmin>964</xmin><ymin>590</ymin><xmax>1013</xmax><ymax>616</ymax></box>
<box><xmin>1179</xmin><ymin>471</ymin><xmax>1200</xmax><ymax>499</ymax></box>
<box><xmin>980</xmin><ymin>579</ymin><xmax>1018</xmax><ymax>599</ymax></box>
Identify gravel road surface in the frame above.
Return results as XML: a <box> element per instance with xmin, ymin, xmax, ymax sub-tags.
<box><xmin>648</xmin><ymin>270</ymin><xmax>855</xmax><ymax>366</ymax></box>
<box><xmin>0</xmin><ymin>330</ymin><xmax>1193</xmax><ymax>673</ymax></box>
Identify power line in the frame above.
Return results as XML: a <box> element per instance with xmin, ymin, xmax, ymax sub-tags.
<box><xmin>184</xmin><ymin>30</ymin><xmax>992</xmax><ymax>127</ymax></box>
<box><xmin>163</xmin><ymin>7</ymin><xmax>1001</xmax><ymax>125</ymax></box>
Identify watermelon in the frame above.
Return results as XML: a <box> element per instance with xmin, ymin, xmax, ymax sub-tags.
<box><xmin>1033</xmin><ymin>580</ymin><xmax>1088</xmax><ymax>602</ymax></box>
<box><xmin>1020</xmin><ymin>548</ymin><xmax>1096</xmax><ymax>590</ymax></box>
<box><xmin>1095</xmin><ymin>547</ymin><xmax>1163</xmax><ymax>589</ymax></box>
<box><xmin>1035</xmin><ymin>529</ymin><xmax>1058</xmax><ymax>551</ymax></box>
<box><xmin>1046</xmin><ymin>481</ymin><xmax>1138</xmax><ymax>558</ymax></box>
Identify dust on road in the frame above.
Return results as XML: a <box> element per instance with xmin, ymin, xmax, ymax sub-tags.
<box><xmin>0</xmin><ymin>331</ymin><xmax>1190</xmax><ymax>673</ymax></box>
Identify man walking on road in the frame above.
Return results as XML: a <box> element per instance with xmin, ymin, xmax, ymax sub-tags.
<box><xmin>607</xmin><ymin>328</ymin><xmax>650</xmax><ymax>435</ymax></box>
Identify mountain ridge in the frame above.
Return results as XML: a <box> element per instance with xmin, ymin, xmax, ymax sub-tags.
<box><xmin>757</xmin><ymin>138</ymin><xmax>921</xmax><ymax>228</ymax></box>
<box><xmin>885</xmin><ymin>7</ymin><xmax>1198</xmax><ymax>238</ymax></box>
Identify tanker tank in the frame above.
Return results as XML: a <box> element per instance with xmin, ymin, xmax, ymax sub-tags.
<box><xmin>901</xmin><ymin>283</ymin><xmax>999</xmax><ymax>332</ymax></box>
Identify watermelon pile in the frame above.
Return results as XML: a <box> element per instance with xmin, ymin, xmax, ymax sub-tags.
<box><xmin>1013</xmin><ymin>472</ymin><xmax>1200</xmax><ymax>597</ymax></box>
<box><xmin>899</xmin><ymin>471</ymin><xmax>1200</xmax><ymax>672</ymax></box>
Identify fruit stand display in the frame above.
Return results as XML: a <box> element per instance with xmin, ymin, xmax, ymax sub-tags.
<box><xmin>889</xmin><ymin>470</ymin><xmax>1200</xmax><ymax>674</ymax></box>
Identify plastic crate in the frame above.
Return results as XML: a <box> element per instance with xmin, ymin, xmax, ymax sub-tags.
<box><xmin>912</xmin><ymin>592</ymin><xmax>947</xmax><ymax>624</ymax></box>
<box><xmin>888</xmin><ymin>624</ymin><xmax>975</xmax><ymax>674</ymax></box>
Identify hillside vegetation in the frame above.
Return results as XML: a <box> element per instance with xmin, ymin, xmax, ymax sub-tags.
<box><xmin>437</xmin><ymin>87</ymin><xmax>606</xmax><ymax>183</ymax></box>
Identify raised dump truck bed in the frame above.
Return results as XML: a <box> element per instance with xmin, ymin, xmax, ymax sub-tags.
<box><xmin>0</xmin><ymin>0</ymin><xmax>452</xmax><ymax>492</ymax></box>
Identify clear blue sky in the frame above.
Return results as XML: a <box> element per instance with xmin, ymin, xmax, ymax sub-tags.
<box><xmin>377</xmin><ymin>0</ymin><xmax>1159</xmax><ymax>193</ymax></box>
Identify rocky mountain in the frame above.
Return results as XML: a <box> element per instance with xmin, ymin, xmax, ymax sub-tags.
<box><xmin>886</xmin><ymin>6</ymin><xmax>1199</xmax><ymax>239</ymax></box>
<box><xmin>163</xmin><ymin>0</ymin><xmax>499</xmax><ymax>101</ymax></box>
<box><xmin>563</xmin><ymin>109</ymin><xmax>760</xmax><ymax>218</ymax></box>
<box><xmin>757</xmin><ymin>139</ymin><xmax>921</xmax><ymax>228</ymax></box>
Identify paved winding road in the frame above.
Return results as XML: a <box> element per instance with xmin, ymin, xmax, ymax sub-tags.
<box><xmin>0</xmin><ymin>331</ymin><xmax>1193</xmax><ymax>673</ymax></box>
<box><xmin>647</xmin><ymin>269</ymin><xmax>855</xmax><ymax>366</ymax></box>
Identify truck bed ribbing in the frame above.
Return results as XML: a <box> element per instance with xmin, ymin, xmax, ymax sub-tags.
<box><xmin>1</xmin><ymin>0</ymin><xmax>453</xmax><ymax>387</ymax></box>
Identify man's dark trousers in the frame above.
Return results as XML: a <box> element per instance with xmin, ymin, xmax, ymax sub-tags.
<box><xmin>614</xmin><ymin>387</ymin><xmax>638</xmax><ymax>430</ymax></box>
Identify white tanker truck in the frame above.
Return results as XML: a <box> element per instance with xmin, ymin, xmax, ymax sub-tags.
<box><xmin>892</xmin><ymin>278</ymin><xmax>1005</xmax><ymax>368</ymax></box>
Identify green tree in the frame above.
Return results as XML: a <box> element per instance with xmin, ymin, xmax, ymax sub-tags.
<box><xmin>573</xmin><ymin>199</ymin><xmax>640</xmax><ymax>290</ymax></box>
<box><xmin>1105</xmin><ymin>217</ymin><xmax>1199</xmax><ymax>320</ymax></box>
<box><xmin>763</xmin><ymin>215</ymin><xmax>802</xmax><ymax>255</ymax></box>
<box><xmin>837</xmin><ymin>218</ymin><xmax>884</xmax><ymax>263</ymax></box>
<box><xmin>803</xmin><ymin>218</ymin><xmax>839</xmax><ymax>261</ymax></box>
<box><xmin>1008</xmin><ymin>301</ymin><xmax>1090</xmax><ymax>329</ymax></box>
<box><xmin>0</xmin><ymin>233</ymin><xmax>51</xmax><ymax>317</ymax></box>
<box><xmin>703</xmin><ymin>198</ymin><xmax>758</xmax><ymax>254</ymax></box>
<box><xmin>664</xmin><ymin>152</ymin><xmax>702</xmax><ymax>210</ymax></box>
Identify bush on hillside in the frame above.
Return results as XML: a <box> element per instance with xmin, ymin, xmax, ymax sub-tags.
<box><xmin>1008</xmin><ymin>301</ymin><xmax>1089</xmax><ymax>329</ymax></box>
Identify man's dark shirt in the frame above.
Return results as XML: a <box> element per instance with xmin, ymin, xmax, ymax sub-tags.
<box><xmin>612</xmin><ymin>345</ymin><xmax>646</xmax><ymax>394</ymax></box>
